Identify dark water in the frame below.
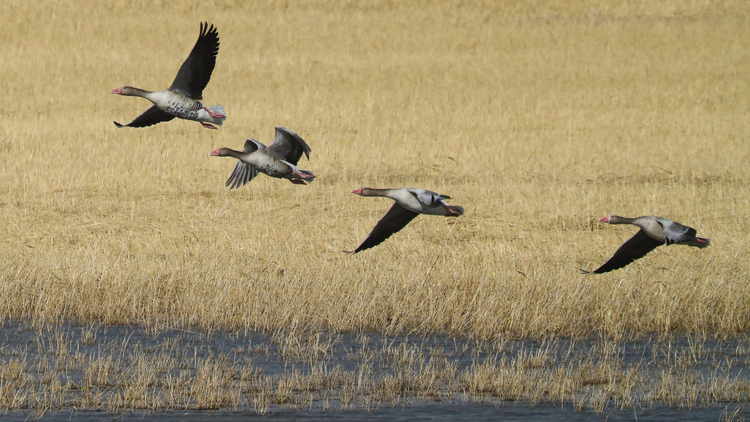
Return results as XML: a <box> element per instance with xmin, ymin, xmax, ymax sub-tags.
<box><xmin>5</xmin><ymin>404</ymin><xmax>748</xmax><ymax>421</ymax></box>
<box><xmin>1</xmin><ymin>321</ymin><xmax>749</xmax><ymax>421</ymax></box>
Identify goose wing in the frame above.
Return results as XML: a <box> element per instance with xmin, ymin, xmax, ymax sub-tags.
<box><xmin>658</xmin><ymin>218</ymin><xmax>696</xmax><ymax>245</ymax></box>
<box><xmin>265</xmin><ymin>127</ymin><xmax>311</xmax><ymax>165</ymax></box>
<box><xmin>409</xmin><ymin>188</ymin><xmax>450</xmax><ymax>206</ymax></box>
<box><xmin>225</xmin><ymin>162</ymin><xmax>259</xmax><ymax>190</ymax></box>
<box><xmin>587</xmin><ymin>229</ymin><xmax>663</xmax><ymax>274</ymax></box>
<box><xmin>113</xmin><ymin>106</ymin><xmax>175</xmax><ymax>128</ymax></box>
<box><xmin>354</xmin><ymin>203</ymin><xmax>419</xmax><ymax>253</ymax></box>
<box><xmin>243</xmin><ymin>139</ymin><xmax>266</xmax><ymax>152</ymax></box>
<box><xmin>169</xmin><ymin>22</ymin><xmax>220</xmax><ymax>100</ymax></box>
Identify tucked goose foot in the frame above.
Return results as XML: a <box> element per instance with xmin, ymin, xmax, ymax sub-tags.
<box><xmin>203</xmin><ymin>106</ymin><xmax>226</xmax><ymax>119</ymax></box>
<box><xmin>293</xmin><ymin>169</ymin><xmax>315</xmax><ymax>180</ymax></box>
<box><xmin>289</xmin><ymin>179</ymin><xmax>307</xmax><ymax>185</ymax></box>
<box><xmin>201</xmin><ymin>122</ymin><xmax>218</xmax><ymax>129</ymax></box>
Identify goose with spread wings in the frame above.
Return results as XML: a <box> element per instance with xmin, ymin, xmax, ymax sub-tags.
<box><xmin>210</xmin><ymin>127</ymin><xmax>315</xmax><ymax>188</ymax></box>
<box><xmin>349</xmin><ymin>188</ymin><xmax>464</xmax><ymax>253</ymax></box>
<box><xmin>583</xmin><ymin>215</ymin><xmax>710</xmax><ymax>274</ymax></box>
<box><xmin>111</xmin><ymin>22</ymin><xmax>226</xmax><ymax>129</ymax></box>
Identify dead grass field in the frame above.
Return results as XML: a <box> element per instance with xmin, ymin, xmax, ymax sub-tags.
<box><xmin>1</xmin><ymin>1</ymin><xmax>750</xmax><ymax>341</ymax></box>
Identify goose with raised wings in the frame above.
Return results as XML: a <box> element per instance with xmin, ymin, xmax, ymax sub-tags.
<box><xmin>111</xmin><ymin>22</ymin><xmax>225</xmax><ymax>129</ymax></box>
<box><xmin>210</xmin><ymin>127</ymin><xmax>315</xmax><ymax>188</ymax></box>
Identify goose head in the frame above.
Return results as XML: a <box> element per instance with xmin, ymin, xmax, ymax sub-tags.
<box><xmin>210</xmin><ymin>148</ymin><xmax>231</xmax><ymax>157</ymax></box>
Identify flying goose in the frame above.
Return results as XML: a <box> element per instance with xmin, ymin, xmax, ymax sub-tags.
<box><xmin>583</xmin><ymin>215</ymin><xmax>710</xmax><ymax>274</ymax></box>
<box><xmin>210</xmin><ymin>127</ymin><xmax>315</xmax><ymax>188</ymax></box>
<box><xmin>349</xmin><ymin>188</ymin><xmax>464</xmax><ymax>253</ymax></box>
<box><xmin>111</xmin><ymin>22</ymin><xmax>225</xmax><ymax>129</ymax></box>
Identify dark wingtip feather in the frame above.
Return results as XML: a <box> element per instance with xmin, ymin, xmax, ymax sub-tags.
<box><xmin>198</xmin><ymin>22</ymin><xmax>220</xmax><ymax>55</ymax></box>
<box><xmin>224</xmin><ymin>171</ymin><xmax>234</xmax><ymax>188</ymax></box>
<box><xmin>169</xmin><ymin>22</ymin><xmax>219</xmax><ymax>100</ymax></box>
<box><xmin>113</xmin><ymin>121</ymin><xmax>124</xmax><ymax>128</ymax></box>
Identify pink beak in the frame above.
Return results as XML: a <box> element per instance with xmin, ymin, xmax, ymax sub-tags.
<box><xmin>210</xmin><ymin>149</ymin><xmax>221</xmax><ymax>156</ymax></box>
<box><xmin>351</xmin><ymin>188</ymin><xmax>362</xmax><ymax>195</ymax></box>
<box><xmin>110</xmin><ymin>88</ymin><xmax>122</xmax><ymax>94</ymax></box>
<box><xmin>600</xmin><ymin>216</ymin><xmax>610</xmax><ymax>223</ymax></box>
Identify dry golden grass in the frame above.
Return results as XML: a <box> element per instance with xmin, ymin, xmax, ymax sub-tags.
<box><xmin>1</xmin><ymin>0</ymin><xmax>750</xmax><ymax>341</ymax></box>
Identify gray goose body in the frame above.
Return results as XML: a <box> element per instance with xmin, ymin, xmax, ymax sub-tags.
<box><xmin>584</xmin><ymin>215</ymin><xmax>710</xmax><ymax>274</ymax></box>
<box><xmin>210</xmin><ymin>127</ymin><xmax>315</xmax><ymax>188</ymax></box>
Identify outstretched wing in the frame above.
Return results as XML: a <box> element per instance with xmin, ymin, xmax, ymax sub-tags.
<box><xmin>113</xmin><ymin>106</ymin><xmax>175</xmax><ymax>128</ymax></box>
<box><xmin>354</xmin><ymin>203</ymin><xmax>419</xmax><ymax>253</ymax></box>
<box><xmin>224</xmin><ymin>139</ymin><xmax>265</xmax><ymax>189</ymax></box>
<box><xmin>225</xmin><ymin>162</ymin><xmax>260</xmax><ymax>189</ymax></box>
<box><xmin>587</xmin><ymin>230</ymin><xmax>663</xmax><ymax>274</ymax></box>
<box><xmin>169</xmin><ymin>22</ymin><xmax>220</xmax><ymax>100</ymax></box>
<box><xmin>265</xmin><ymin>127</ymin><xmax>311</xmax><ymax>165</ymax></box>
